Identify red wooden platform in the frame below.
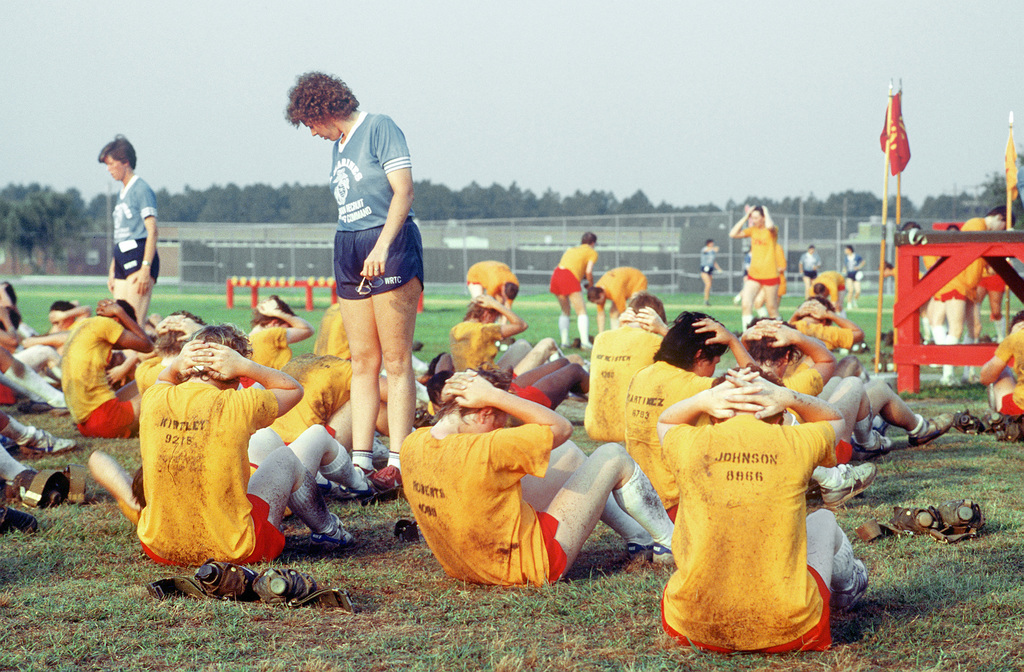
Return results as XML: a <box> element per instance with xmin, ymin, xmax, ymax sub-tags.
<box><xmin>894</xmin><ymin>230</ymin><xmax>1024</xmax><ymax>392</ymax></box>
<box><xmin>226</xmin><ymin>277</ymin><xmax>337</xmax><ymax>311</ymax></box>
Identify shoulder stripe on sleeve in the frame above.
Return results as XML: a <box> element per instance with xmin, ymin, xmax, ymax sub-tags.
<box><xmin>382</xmin><ymin>156</ymin><xmax>412</xmax><ymax>173</ymax></box>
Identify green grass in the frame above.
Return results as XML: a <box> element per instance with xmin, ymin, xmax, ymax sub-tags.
<box><xmin>2</xmin><ymin>283</ymin><xmax>1022</xmax><ymax>671</ymax></box>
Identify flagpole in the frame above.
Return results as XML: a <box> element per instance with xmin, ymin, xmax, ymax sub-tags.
<box><xmin>875</xmin><ymin>85</ymin><xmax>894</xmax><ymax>375</ymax></box>
<box><xmin>1006</xmin><ymin>111</ymin><xmax>1015</xmax><ymax>334</ymax></box>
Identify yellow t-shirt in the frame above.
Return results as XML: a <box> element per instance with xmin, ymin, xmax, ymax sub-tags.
<box><xmin>250</xmin><ymin>327</ymin><xmax>291</xmax><ymax>370</ymax></box>
<box><xmin>135</xmin><ymin>357</ymin><xmax>167</xmax><ymax>397</ymax></box>
<box><xmin>449</xmin><ymin>322</ymin><xmax>503</xmax><ymax>371</ymax></box>
<box><xmin>557</xmin><ymin>245</ymin><xmax>598</xmax><ymax>281</ymax></box>
<box><xmin>783</xmin><ymin>367</ymin><xmax>824</xmax><ymax>397</ymax></box>
<box><xmin>61</xmin><ymin>316</ymin><xmax>124</xmax><ymax>424</ymax></box>
<box><xmin>661</xmin><ymin>416</ymin><xmax>836</xmax><ymax>651</ymax></box>
<box><xmin>775</xmin><ymin>243</ymin><xmax>787</xmax><ymax>297</ymax></box>
<box><xmin>595</xmin><ymin>267</ymin><xmax>648</xmax><ymax>313</ymax></box>
<box><xmin>270</xmin><ymin>354</ymin><xmax>353</xmax><ymax>444</ymax></box>
<box><xmin>736</xmin><ymin>226</ymin><xmax>779</xmax><ymax>281</ymax></box>
<box><xmin>994</xmin><ymin>330</ymin><xmax>1024</xmax><ymax>410</ymax></box>
<box><xmin>624</xmin><ymin>362</ymin><xmax>714</xmax><ymax>510</ymax></box>
<box><xmin>136</xmin><ymin>381</ymin><xmax>278</xmax><ymax>566</ymax></box>
<box><xmin>936</xmin><ymin>218</ymin><xmax>987</xmax><ymax>299</ymax></box>
<box><xmin>313</xmin><ymin>303</ymin><xmax>351</xmax><ymax>360</ymax></box>
<box><xmin>585</xmin><ymin>326</ymin><xmax>662</xmax><ymax>442</ymax></box>
<box><xmin>814</xmin><ymin>271</ymin><xmax>845</xmax><ymax>307</ymax></box>
<box><xmin>792</xmin><ymin>320</ymin><xmax>854</xmax><ymax>351</ymax></box>
<box><xmin>400</xmin><ymin>423</ymin><xmax>554</xmax><ymax>586</ymax></box>
<box><xmin>467</xmin><ymin>261</ymin><xmax>519</xmax><ymax>298</ymax></box>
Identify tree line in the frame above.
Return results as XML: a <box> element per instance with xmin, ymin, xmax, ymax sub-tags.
<box><xmin>2</xmin><ymin>172</ymin><xmax>1020</xmax><ymax>268</ymax></box>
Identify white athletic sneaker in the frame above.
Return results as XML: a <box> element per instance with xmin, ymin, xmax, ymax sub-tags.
<box><xmin>816</xmin><ymin>463</ymin><xmax>877</xmax><ymax>508</ymax></box>
<box><xmin>17</xmin><ymin>426</ymin><xmax>78</xmax><ymax>455</ymax></box>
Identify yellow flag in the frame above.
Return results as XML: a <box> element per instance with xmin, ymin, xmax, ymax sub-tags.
<box><xmin>1007</xmin><ymin>128</ymin><xmax>1019</xmax><ymax>200</ymax></box>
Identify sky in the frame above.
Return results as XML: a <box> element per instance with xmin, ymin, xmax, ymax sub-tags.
<box><xmin>2</xmin><ymin>2</ymin><xmax>1022</xmax><ymax>212</ymax></box>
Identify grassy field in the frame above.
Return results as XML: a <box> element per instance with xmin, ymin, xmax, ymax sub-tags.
<box><xmin>2</xmin><ymin>283</ymin><xmax>1023</xmax><ymax>671</ymax></box>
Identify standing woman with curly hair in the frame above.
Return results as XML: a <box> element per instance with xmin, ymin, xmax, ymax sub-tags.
<box><xmin>285</xmin><ymin>72</ymin><xmax>422</xmax><ymax>492</ymax></box>
<box><xmin>98</xmin><ymin>135</ymin><xmax>160</xmax><ymax>324</ymax></box>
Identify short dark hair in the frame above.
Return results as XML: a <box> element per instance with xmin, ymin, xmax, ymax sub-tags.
<box><xmin>115</xmin><ymin>299</ymin><xmax>138</xmax><ymax>325</ymax></box>
<box><xmin>49</xmin><ymin>300</ymin><xmax>75</xmax><ymax>312</ymax></box>
<box><xmin>654</xmin><ymin>311</ymin><xmax>727</xmax><ymax>371</ymax></box>
<box><xmin>627</xmin><ymin>291</ymin><xmax>666</xmax><ymax>323</ymax></box>
<box><xmin>1011</xmin><ymin>310</ymin><xmax>1024</xmax><ymax>330</ymax></box>
<box><xmin>586</xmin><ymin>286</ymin><xmax>605</xmax><ymax>303</ymax></box>
<box><xmin>1</xmin><ymin>282</ymin><xmax>16</xmax><ymax>305</ymax></box>
<box><xmin>581</xmin><ymin>232</ymin><xmax>597</xmax><ymax>246</ymax></box>
<box><xmin>985</xmin><ymin>206</ymin><xmax>1015</xmax><ymax>225</ymax></box>
<box><xmin>705</xmin><ymin>239</ymin><xmax>715</xmax><ymax>246</ymax></box>
<box><xmin>503</xmin><ymin>282</ymin><xmax>519</xmax><ymax>301</ymax></box>
<box><xmin>98</xmin><ymin>135</ymin><xmax>137</xmax><ymax>169</ymax></box>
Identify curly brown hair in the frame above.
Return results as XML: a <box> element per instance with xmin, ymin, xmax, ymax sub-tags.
<box><xmin>181</xmin><ymin>324</ymin><xmax>252</xmax><ymax>384</ymax></box>
<box><xmin>285</xmin><ymin>72</ymin><xmax>359</xmax><ymax>126</ymax></box>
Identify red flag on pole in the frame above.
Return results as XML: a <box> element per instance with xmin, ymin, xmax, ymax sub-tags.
<box><xmin>880</xmin><ymin>92</ymin><xmax>911</xmax><ymax>175</ymax></box>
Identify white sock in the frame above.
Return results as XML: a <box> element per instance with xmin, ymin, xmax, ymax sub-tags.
<box><xmin>577</xmin><ymin>314</ymin><xmax>590</xmax><ymax>346</ymax></box>
<box><xmin>319</xmin><ymin>449</ymin><xmax>369</xmax><ymax>491</ymax></box>
<box><xmin>351</xmin><ymin>449</ymin><xmax>374</xmax><ymax>473</ymax></box>
<box><xmin>908</xmin><ymin>414</ymin><xmax>925</xmax><ymax>436</ymax></box>
<box><xmin>852</xmin><ymin>415</ymin><xmax>874</xmax><ymax>447</ymax></box>
<box><xmin>995</xmin><ymin>319</ymin><xmax>1007</xmax><ymax>342</ymax></box>
<box><xmin>0</xmin><ymin>448</ymin><xmax>27</xmax><ymax>480</ymax></box>
<box><xmin>600</xmin><ymin>494</ymin><xmax>654</xmax><ymax>546</ymax></box>
<box><xmin>830</xmin><ymin>534</ymin><xmax>858</xmax><ymax>593</ymax></box>
<box><xmin>558</xmin><ymin>315</ymin><xmax>570</xmax><ymax>345</ymax></box>
<box><xmin>5</xmin><ymin>366</ymin><xmax>66</xmax><ymax>408</ymax></box>
<box><xmin>0</xmin><ymin>416</ymin><xmax>31</xmax><ymax>444</ymax></box>
<box><xmin>741</xmin><ymin>314</ymin><xmax>754</xmax><ymax>331</ymax></box>
<box><xmin>611</xmin><ymin>464</ymin><xmax>674</xmax><ymax>548</ymax></box>
<box><xmin>387</xmin><ymin>451</ymin><xmax>401</xmax><ymax>470</ymax></box>
<box><xmin>756</xmin><ymin>307</ymin><xmax>768</xmax><ymax>318</ymax></box>
<box><xmin>931</xmin><ymin>323</ymin><xmax>948</xmax><ymax>346</ymax></box>
<box><xmin>287</xmin><ymin>471</ymin><xmax>337</xmax><ymax>534</ymax></box>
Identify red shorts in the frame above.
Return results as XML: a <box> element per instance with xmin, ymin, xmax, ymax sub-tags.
<box><xmin>77</xmin><ymin>398</ymin><xmax>135</xmax><ymax>438</ymax></box>
<box><xmin>937</xmin><ymin>290</ymin><xmax>967</xmax><ymax>302</ymax></box>
<box><xmin>749</xmin><ymin>275</ymin><xmax>781</xmax><ymax>287</ymax></box>
<box><xmin>661</xmin><ymin>566</ymin><xmax>831</xmax><ymax>652</ymax></box>
<box><xmin>1000</xmin><ymin>394</ymin><xmax>1024</xmax><ymax>415</ymax></box>
<box><xmin>836</xmin><ymin>440</ymin><xmax>853</xmax><ymax>464</ymax></box>
<box><xmin>979</xmin><ymin>274</ymin><xmax>1006</xmax><ymax>293</ymax></box>
<box><xmin>549</xmin><ymin>267</ymin><xmax>582</xmax><ymax>296</ymax></box>
<box><xmin>141</xmin><ymin>494</ymin><xmax>285</xmax><ymax>566</ymax></box>
<box><xmin>510</xmin><ymin>382</ymin><xmax>552</xmax><ymax>408</ymax></box>
<box><xmin>666</xmin><ymin>505</ymin><xmax>678</xmax><ymax>523</ymax></box>
<box><xmin>536</xmin><ymin>511</ymin><xmax>568</xmax><ymax>582</ymax></box>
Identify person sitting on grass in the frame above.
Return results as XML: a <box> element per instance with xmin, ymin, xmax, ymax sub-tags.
<box><xmin>61</xmin><ymin>299</ymin><xmax>153</xmax><ymax>438</ymax></box>
<box><xmin>624</xmin><ymin>311</ymin><xmax>754</xmax><ymax>521</ymax></box>
<box><xmin>88</xmin><ymin>324</ymin><xmax>354</xmax><ymax>566</ymax></box>
<box><xmin>249</xmin><ymin>295</ymin><xmax>314</xmax><ymax>370</ymax></box>
<box><xmin>401</xmin><ymin>368</ymin><xmax>675</xmax><ymax>586</ymax></box>
<box><xmin>657</xmin><ymin>370</ymin><xmax>869</xmax><ymax>653</ymax></box>
<box><xmin>448</xmin><ymin>294</ymin><xmax>559</xmax><ymax>376</ymax></box>
<box><xmin>585</xmin><ymin>291</ymin><xmax>668</xmax><ymax>443</ymax></box>
<box><xmin>980</xmin><ymin>310</ymin><xmax>1024</xmax><ymax>417</ymax></box>
<box><xmin>134</xmin><ymin>311</ymin><xmax>206</xmax><ymax>396</ymax></box>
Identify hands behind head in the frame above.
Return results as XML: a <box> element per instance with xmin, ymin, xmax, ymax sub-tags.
<box><xmin>693</xmin><ymin>317</ymin><xmax>732</xmax><ymax>344</ymax></box>
<box><xmin>177</xmin><ymin>340</ymin><xmax>245</xmax><ymax>382</ymax></box>
<box><xmin>441</xmin><ymin>370</ymin><xmax>496</xmax><ymax>409</ymax></box>
<box><xmin>794</xmin><ymin>300</ymin><xmax>828</xmax><ymax>321</ymax></box>
<box><xmin>256</xmin><ymin>299</ymin><xmax>284</xmax><ymax>319</ymax></box>
<box><xmin>707</xmin><ymin>367</ymin><xmax>791</xmax><ymax>421</ymax></box>
<box><xmin>742</xmin><ymin>319</ymin><xmax>796</xmax><ymax>346</ymax></box>
<box><xmin>156</xmin><ymin>315</ymin><xmax>203</xmax><ymax>341</ymax></box>
<box><xmin>96</xmin><ymin>299</ymin><xmax>122</xmax><ymax>319</ymax></box>
<box><xmin>620</xmin><ymin>307</ymin><xmax>668</xmax><ymax>335</ymax></box>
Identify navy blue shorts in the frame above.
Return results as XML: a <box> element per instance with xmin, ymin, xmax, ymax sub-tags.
<box><xmin>113</xmin><ymin>238</ymin><xmax>160</xmax><ymax>282</ymax></box>
<box><xmin>700</xmin><ymin>265</ymin><xmax>715</xmax><ymax>275</ymax></box>
<box><xmin>333</xmin><ymin>220</ymin><xmax>423</xmax><ymax>301</ymax></box>
<box><xmin>804</xmin><ymin>270</ymin><xmax>819</xmax><ymax>280</ymax></box>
